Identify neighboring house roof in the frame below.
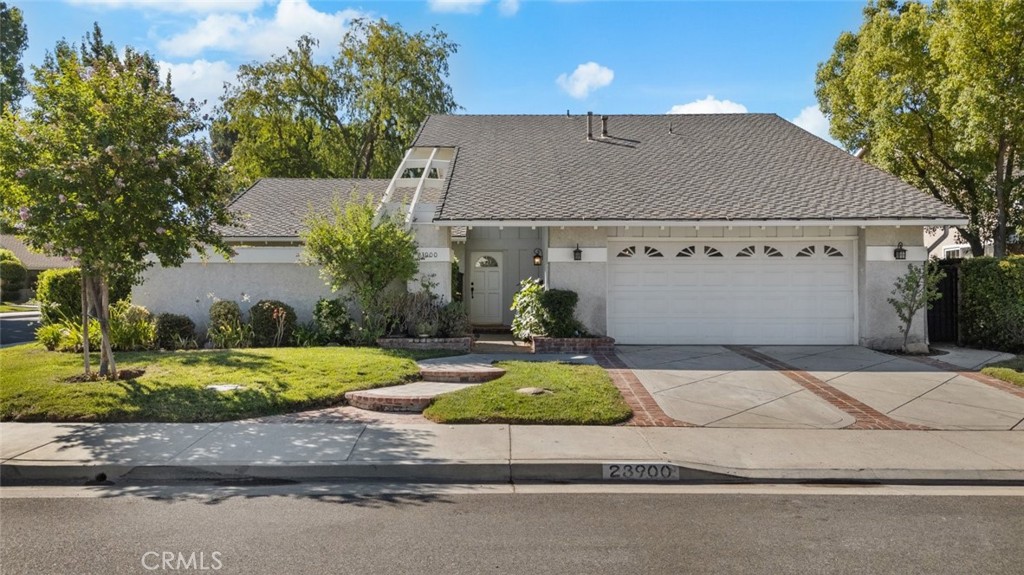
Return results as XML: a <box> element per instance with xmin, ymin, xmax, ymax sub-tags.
<box><xmin>412</xmin><ymin>113</ymin><xmax>966</xmax><ymax>223</ymax></box>
<box><xmin>222</xmin><ymin>178</ymin><xmax>390</xmax><ymax>238</ymax></box>
<box><xmin>0</xmin><ymin>235</ymin><xmax>74</xmax><ymax>271</ymax></box>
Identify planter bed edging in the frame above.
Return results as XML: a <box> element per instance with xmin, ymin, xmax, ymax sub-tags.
<box><xmin>377</xmin><ymin>337</ymin><xmax>473</xmax><ymax>352</ymax></box>
<box><xmin>532</xmin><ymin>336</ymin><xmax>616</xmax><ymax>354</ymax></box>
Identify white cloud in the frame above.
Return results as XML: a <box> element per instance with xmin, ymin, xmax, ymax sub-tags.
<box><xmin>789</xmin><ymin>104</ymin><xmax>837</xmax><ymax>144</ymax></box>
<box><xmin>428</xmin><ymin>0</ymin><xmax>488</xmax><ymax>13</ymax></box>
<box><xmin>667</xmin><ymin>95</ymin><xmax>748</xmax><ymax>114</ymax></box>
<box><xmin>67</xmin><ymin>0</ymin><xmax>266</xmax><ymax>13</ymax></box>
<box><xmin>158</xmin><ymin>59</ymin><xmax>235</xmax><ymax>111</ymax></box>
<box><xmin>556</xmin><ymin>62</ymin><xmax>614</xmax><ymax>99</ymax></box>
<box><xmin>158</xmin><ymin>0</ymin><xmax>365</xmax><ymax>59</ymax></box>
<box><xmin>498</xmin><ymin>0</ymin><xmax>520</xmax><ymax>16</ymax></box>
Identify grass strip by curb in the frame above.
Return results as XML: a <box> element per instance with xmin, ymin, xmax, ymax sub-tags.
<box><xmin>423</xmin><ymin>360</ymin><xmax>632</xmax><ymax>425</ymax></box>
<box><xmin>982</xmin><ymin>355</ymin><xmax>1024</xmax><ymax>387</ymax></box>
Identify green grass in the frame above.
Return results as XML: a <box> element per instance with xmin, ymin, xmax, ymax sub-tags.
<box><xmin>423</xmin><ymin>361</ymin><xmax>632</xmax><ymax>425</ymax></box>
<box><xmin>982</xmin><ymin>355</ymin><xmax>1024</xmax><ymax>387</ymax></box>
<box><xmin>0</xmin><ymin>344</ymin><xmax>456</xmax><ymax>422</ymax></box>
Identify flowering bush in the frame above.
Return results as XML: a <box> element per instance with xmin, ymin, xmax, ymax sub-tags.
<box><xmin>249</xmin><ymin>299</ymin><xmax>296</xmax><ymax>347</ymax></box>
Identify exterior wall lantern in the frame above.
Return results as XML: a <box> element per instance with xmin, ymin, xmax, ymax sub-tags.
<box><xmin>893</xmin><ymin>242</ymin><xmax>907</xmax><ymax>260</ymax></box>
<box><xmin>573</xmin><ymin>244</ymin><xmax>583</xmax><ymax>261</ymax></box>
<box><xmin>533</xmin><ymin>248</ymin><xmax>543</xmax><ymax>266</ymax></box>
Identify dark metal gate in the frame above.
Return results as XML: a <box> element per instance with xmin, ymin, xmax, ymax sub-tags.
<box><xmin>927</xmin><ymin>260</ymin><xmax>960</xmax><ymax>343</ymax></box>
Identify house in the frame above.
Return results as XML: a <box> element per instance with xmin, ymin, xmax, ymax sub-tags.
<box><xmin>135</xmin><ymin>113</ymin><xmax>966</xmax><ymax>350</ymax></box>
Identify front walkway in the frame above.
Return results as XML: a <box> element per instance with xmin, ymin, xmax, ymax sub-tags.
<box><xmin>619</xmin><ymin>345</ymin><xmax>1024</xmax><ymax>431</ymax></box>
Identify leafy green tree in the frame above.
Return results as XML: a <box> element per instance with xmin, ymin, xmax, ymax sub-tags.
<box><xmin>219</xmin><ymin>18</ymin><xmax>458</xmax><ymax>188</ymax></box>
<box><xmin>816</xmin><ymin>0</ymin><xmax>1024</xmax><ymax>257</ymax></box>
<box><xmin>0</xmin><ymin>25</ymin><xmax>236</xmax><ymax>377</ymax></box>
<box><xmin>887</xmin><ymin>261</ymin><xmax>945</xmax><ymax>352</ymax></box>
<box><xmin>301</xmin><ymin>194</ymin><xmax>418</xmax><ymax>344</ymax></box>
<box><xmin>0</xmin><ymin>1</ymin><xmax>28</xmax><ymax>111</ymax></box>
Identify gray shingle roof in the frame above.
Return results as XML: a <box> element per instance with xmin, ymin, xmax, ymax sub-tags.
<box><xmin>412</xmin><ymin>114</ymin><xmax>965</xmax><ymax>222</ymax></box>
<box><xmin>223</xmin><ymin>178</ymin><xmax>390</xmax><ymax>238</ymax></box>
<box><xmin>0</xmin><ymin>235</ymin><xmax>75</xmax><ymax>271</ymax></box>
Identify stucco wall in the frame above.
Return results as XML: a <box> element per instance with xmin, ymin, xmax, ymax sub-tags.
<box><xmin>133</xmin><ymin>262</ymin><xmax>335</xmax><ymax>332</ymax></box>
<box><xmin>858</xmin><ymin>226</ymin><xmax>929</xmax><ymax>351</ymax></box>
<box><xmin>547</xmin><ymin>227</ymin><xmax>608</xmax><ymax>334</ymax></box>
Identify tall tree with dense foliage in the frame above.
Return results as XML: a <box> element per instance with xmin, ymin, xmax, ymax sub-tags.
<box><xmin>302</xmin><ymin>195</ymin><xmax>418</xmax><ymax>343</ymax></box>
<box><xmin>219</xmin><ymin>18</ymin><xmax>458</xmax><ymax>188</ymax></box>
<box><xmin>0</xmin><ymin>1</ymin><xmax>28</xmax><ymax>111</ymax></box>
<box><xmin>816</xmin><ymin>0</ymin><xmax>1024</xmax><ymax>256</ymax></box>
<box><xmin>0</xmin><ymin>25</ymin><xmax>236</xmax><ymax>377</ymax></box>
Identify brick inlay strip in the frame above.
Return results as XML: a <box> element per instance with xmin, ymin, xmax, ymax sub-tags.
<box><xmin>594</xmin><ymin>352</ymin><xmax>693</xmax><ymax>427</ymax></box>
<box><xmin>725</xmin><ymin>346</ymin><xmax>932</xmax><ymax>431</ymax></box>
<box><xmin>904</xmin><ymin>355</ymin><xmax>1024</xmax><ymax>400</ymax></box>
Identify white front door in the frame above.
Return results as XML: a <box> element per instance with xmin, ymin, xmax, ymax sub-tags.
<box><xmin>469</xmin><ymin>252</ymin><xmax>503</xmax><ymax>325</ymax></box>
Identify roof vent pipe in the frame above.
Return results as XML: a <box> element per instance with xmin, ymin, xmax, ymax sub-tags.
<box><xmin>601</xmin><ymin>115</ymin><xmax>608</xmax><ymax>138</ymax></box>
<box><xmin>586</xmin><ymin>111</ymin><xmax>593</xmax><ymax>140</ymax></box>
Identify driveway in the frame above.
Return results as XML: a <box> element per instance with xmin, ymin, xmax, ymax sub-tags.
<box><xmin>618</xmin><ymin>345</ymin><xmax>1024</xmax><ymax>431</ymax></box>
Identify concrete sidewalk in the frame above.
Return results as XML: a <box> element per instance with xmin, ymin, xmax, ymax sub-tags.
<box><xmin>2</xmin><ymin>421</ymin><xmax>1022</xmax><ymax>485</ymax></box>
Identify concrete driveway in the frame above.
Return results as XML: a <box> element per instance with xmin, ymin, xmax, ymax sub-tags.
<box><xmin>618</xmin><ymin>345</ymin><xmax>1024</xmax><ymax>431</ymax></box>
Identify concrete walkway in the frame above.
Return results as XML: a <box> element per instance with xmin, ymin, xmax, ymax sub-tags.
<box><xmin>619</xmin><ymin>345</ymin><xmax>1024</xmax><ymax>431</ymax></box>
<box><xmin>2</xmin><ymin>422</ymin><xmax>1022</xmax><ymax>485</ymax></box>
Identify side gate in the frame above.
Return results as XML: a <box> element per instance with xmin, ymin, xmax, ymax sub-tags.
<box><xmin>927</xmin><ymin>259</ymin><xmax>960</xmax><ymax>343</ymax></box>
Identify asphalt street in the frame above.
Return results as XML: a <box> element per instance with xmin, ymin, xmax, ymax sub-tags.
<box><xmin>0</xmin><ymin>313</ymin><xmax>38</xmax><ymax>346</ymax></box>
<box><xmin>1</xmin><ymin>485</ymin><xmax>1022</xmax><ymax>575</ymax></box>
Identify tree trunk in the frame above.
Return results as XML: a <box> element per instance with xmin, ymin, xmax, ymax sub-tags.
<box><xmin>958</xmin><ymin>227</ymin><xmax>986</xmax><ymax>257</ymax></box>
<box><xmin>994</xmin><ymin>136</ymin><xmax>1008</xmax><ymax>257</ymax></box>
<box><xmin>95</xmin><ymin>276</ymin><xmax>117</xmax><ymax>377</ymax></box>
<box><xmin>81</xmin><ymin>273</ymin><xmax>90</xmax><ymax>375</ymax></box>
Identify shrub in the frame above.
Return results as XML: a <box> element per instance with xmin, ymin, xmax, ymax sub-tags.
<box><xmin>0</xmin><ymin>259</ymin><xmax>27</xmax><ymax>300</ymax></box>
<box><xmin>249</xmin><ymin>299</ymin><xmax>297</xmax><ymax>347</ymax></box>
<box><xmin>538</xmin><ymin>289</ymin><xmax>586</xmax><ymax>338</ymax></box>
<box><xmin>155</xmin><ymin>313</ymin><xmax>196</xmax><ymax>350</ymax></box>
<box><xmin>36</xmin><ymin>268</ymin><xmax>82</xmax><ymax>324</ymax></box>
<box><xmin>294</xmin><ymin>321</ymin><xmax>327</xmax><ymax>347</ymax></box>
<box><xmin>108</xmin><ymin>300</ymin><xmax>156</xmax><ymax>351</ymax></box>
<box><xmin>208</xmin><ymin>320</ymin><xmax>253</xmax><ymax>349</ymax></box>
<box><xmin>511</xmin><ymin>278</ymin><xmax>545</xmax><ymax>341</ymax></box>
<box><xmin>36</xmin><ymin>268</ymin><xmax>132</xmax><ymax>324</ymax></box>
<box><xmin>960</xmin><ymin>256</ymin><xmax>1024</xmax><ymax>352</ymax></box>
<box><xmin>511</xmin><ymin>279</ymin><xmax>586</xmax><ymax>340</ymax></box>
<box><xmin>36</xmin><ymin>317</ymin><xmax>101</xmax><ymax>352</ymax></box>
<box><xmin>0</xmin><ymin>248</ymin><xmax>18</xmax><ymax>262</ymax></box>
<box><xmin>208</xmin><ymin>300</ymin><xmax>243</xmax><ymax>331</ymax></box>
<box><xmin>437</xmin><ymin>301</ymin><xmax>471</xmax><ymax>338</ymax></box>
<box><xmin>313</xmin><ymin>298</ymin><xmax>353</xmax><ymax>344</ymax></box>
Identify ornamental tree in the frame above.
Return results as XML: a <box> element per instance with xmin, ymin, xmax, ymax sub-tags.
<box><xmin>301</xmin><ymin>194</ymin><xmax>418</xmax><ymax>343</ymax></box>
<box><xmin>0</xmin><ymin>25</ymin><xmax>236</xmax><ymax>377</ymax></box>
<box><xmin>816</xmin><ymin>0</ymin><xmax>1024</xmax><ymax>257</ymax></box>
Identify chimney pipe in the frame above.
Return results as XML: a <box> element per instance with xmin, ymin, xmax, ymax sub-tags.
<box><xmin>586</xmin><ymin>111</ymin><xmax>593</xmax><ymax>140</ymax></box>
<box><xmin>601</xmin><ymin>115</ymin><xmax>608</xmax><ymax>138</ymax></box>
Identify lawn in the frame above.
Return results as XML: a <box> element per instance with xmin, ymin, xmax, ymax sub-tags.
<box><xmin>0</xmin><ymin>344</ymin><xmax>454</xmax><ymax>422</ymax></box>
<box><xmin>423</xmin><ymin>361</ymin><xmax>632</xmax><ymax>425</ymax></box>
<box><xmin>0</xmin><ymin>302</ymin><xmax>37</xmax><ymax>313</ymax></box>
<box><xmin>982</xmin><ymin>355</ymin><xmax>1024</xmax><ymax>388</ymax></box>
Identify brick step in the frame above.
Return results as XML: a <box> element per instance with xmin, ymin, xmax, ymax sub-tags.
<box><xmin>344</xmin><ymin>382</ymin><xmax>478</xmax><ymax>413</ymax></box>
<box><xmin>418</xmin><ymin>366</ymin><xmax>506</xmax><ymax>383</ymax></box>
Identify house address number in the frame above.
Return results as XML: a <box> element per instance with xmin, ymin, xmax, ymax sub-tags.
<box><xmin>416</xmin><ymin>248</ymin><xmax>451</xmax><ymax>262</ymax></box>
<box><xmin>602</xmin><ymin>463</ymin><xmax>680</xmax><ymax>481</ymax></box>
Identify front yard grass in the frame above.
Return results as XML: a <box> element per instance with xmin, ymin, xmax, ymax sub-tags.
<box><xmin>0</xmin><ymin>344</ymin><xmax>454</xmax><ymax>422</ymax></box>
<box><xmin>423</xmin><ymin>361</ymin><xmax>632</xmax><ymax>425</ymax></box>
<box><xmin>0</xmin><ymin>302</ymin><xmax>36</xmax><ymax>313</ymax></box>
<box><xmin>982</xmin><ymin>355</ymin><xmax>1024</xmax><ymax>388</ymax></box>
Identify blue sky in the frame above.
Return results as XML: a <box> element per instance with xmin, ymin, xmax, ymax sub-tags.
<box><xmin>16</xmin><ymin>0</ymin><xmax>867</xmax><ymax>145</ymax></box>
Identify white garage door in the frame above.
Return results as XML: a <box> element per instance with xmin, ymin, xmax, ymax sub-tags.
<box><xmin>607</xmin><ymin>240</ymin><xmax>856</xmax><ymax>345</ymax></box>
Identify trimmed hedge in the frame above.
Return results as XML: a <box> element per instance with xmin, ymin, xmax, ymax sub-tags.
<box><xmin>959</xmin><ymin>256</ymin><xmax>1024</xmax><ymax>353</ymax></box>
<box><xmin>538</xmin><ymin>289</ymin><xmax>586</xmax><ymax>338</ymax></box>
<box><xmin>249</xmin><ymin>299</ymin><xmax>297</xmax><ymax>347</ymax></box>
<box><xmin>0</xmin><ymin>248</ymin><xmax>18</xmax><ymax>262</ymax></box>
<box><xmin>0</xmin><ymin>259</ymin><xmax>27</xmax><ymax>300</ymax></box>
<box><xmin>155</xmin><ymin>313</ymin><xmax>197</xmax><ymax>350</ymax></box>
<box><xmin>36</xmin><ymin>268</ymin><xmax>132</xmax><ymax>324</ymax></box>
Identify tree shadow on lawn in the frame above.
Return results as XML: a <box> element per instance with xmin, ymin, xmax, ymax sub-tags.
<box><xmin>111</xmin><ymin>377</ymin><xmax>301</xmax><ymax>422</ymax></box>
<box><xmin>129</xmin><ymin>349</ymin><xmax>283</xmax><ymax>372</ymax></box>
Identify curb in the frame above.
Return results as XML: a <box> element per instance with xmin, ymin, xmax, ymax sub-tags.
<box><xmin>4</xmin><ymin>460</ymin><xmax>1022</xmax><ymax>487</ymax></box>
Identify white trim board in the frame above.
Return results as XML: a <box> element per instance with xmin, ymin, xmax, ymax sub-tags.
<box><xmin>865</xmin><ymin>246</ymin><xmax>928</xmax><ymax>262</ymax></box>
<box><xmin>437</xmin><ymin>218</ymin><xmax>966</xmax><ymax>228</ymax></box>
